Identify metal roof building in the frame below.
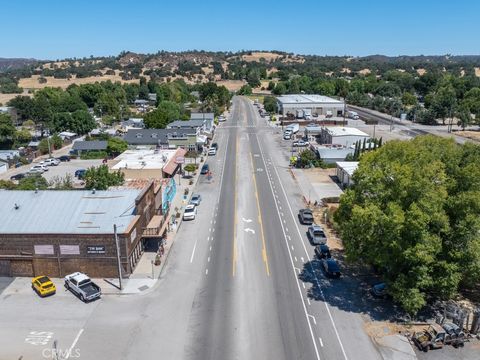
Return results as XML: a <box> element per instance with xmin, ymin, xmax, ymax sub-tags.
<box><xmin>277</xmin><ymin>94</ymin><xmax>345</xmax><ymax>116</ymax></box>
<box><xmin>0</xmin><ymin>189</ymin><xmax>140</xmax><ymax>234</ymax></box>
<box><xmin>336</xmin><ymin>161</ymin><xmax>359</xmax><ymax>188</ymax></box>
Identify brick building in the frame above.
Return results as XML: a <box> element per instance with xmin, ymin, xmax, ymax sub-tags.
<box><xmin>0</xmin><ymin>182</ymin><xmax>166</xmax><ymax>278</ymax></box>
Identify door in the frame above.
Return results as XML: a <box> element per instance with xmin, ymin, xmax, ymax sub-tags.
<box><xmin>0</xmin><ymin>260</ymin><xmax>11</xmax><ymax>277</ymax></box>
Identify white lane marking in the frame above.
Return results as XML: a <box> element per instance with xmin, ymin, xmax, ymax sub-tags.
<box><xmin>214</xmin><ymin>220</ymin><xmax>216</xmax><ymax>224</ymax></box>
<box><xmin>283</xmin><ymin>219</ymin><xmax>286</xmax><ymax>224</ymax></box>
<box><xmin>209</xmin><ymin>246</ymin><xmax>212</xmax><ymax>251</ymax></box>
<box><xmin>291</xmin><ymin>245</ymin><xmax>294</xmax><ymax>251</ymax></box>
<box><xmin>248</xmin><ymin>134</ymin><xmax>321</xmax><ymax>360</ymax></box>
<box><xmin>209</xmin><ymin>228</ymin><xmax>211</xmax><ymax>232</ymax></box>
<box><xmin>286</xmin><ymin>227</ymin><xmax>289</xmax><ymax>232</ymax></box>
<box><xmin>244</xmin><ymin>228</ymin><xmax>255</xmax><ymax>234</ymax></box>
<box><xmin>266</xmin><ymin>141</ymin><xmax>349</xmax><ymax>360</ymax></box>
<box><xmin>242</xmin><ymin>217</ymin><xmax>253</xmax><ymax>223</ymax></box>
<box><xmin>308</xmin><ymin>314</ymin><xmax>317</xmax><ymax>325</ymax></box>
<box><xmin>301</xmin><ymin>257</ymin><xmax>305</xmax><ymax>263</ymax></box>
<box><xmin>25</xmin><ymin>331</ymin><xmax>53</xmax><ymax>346</ymax></box>
<box><xmin>212</xmin><ymin>228</ymin><xmax>215</xmax><ymax>233</ymax></box>
<box><xmin>307</xmin><ymin>297</ymin><xmax>311</xmax><ymax>305</ymax></box>
<box><xmin>205</xmin><ymin>269</ymin><xmax>208</xmax><ymax>275</ymax></box>
<box><xmin>302</xmin><ymin>282</ymin><xmax>305</xmax><ymax>289</ymax></box>
<box><xmin>208</xmin><ymin>257</ymin><xmax>210</xmax><ymax>262</ymax></box>
<box><xmin>280</xmin><ymin>212</ymin><xmax>284</xmax><ymax>217</ymax></box>
<box><xmin>294</xmin><ymin>256</ymin><xmax>298</xmax><ymax>262</ymax></box>
<box><xmin>190</xmin><ymin>238</ymin><xmax>199</xmax><ymax>263</ymax></box>
<box><xmin>207</xmin><ymin>236</ymin><xmax>210</xmax><ymax>242</ymax></box>
<box><xmin>65</xmin><ymin>329</ymin><xmax>84</xmax><ymax>359</ymax></box>
<box><xmin>210</xmin><ymin>220</ymin><xmax>213</xmax><ymax>224</ymax></box>
<box><xmin>287</xmin><ymin>235</ymin><xmax>291</xmax><ymax>241</ymax></box>
<box><xmin>319</xmin><ymin>337</ymin><xmax>324</xmax><ymax>347</ymax></box>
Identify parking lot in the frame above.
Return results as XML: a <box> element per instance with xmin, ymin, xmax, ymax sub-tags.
<box><xmin>1</xmin><ymin>158</ymin><xmax>103</xmax><ymax>184</ymax></box>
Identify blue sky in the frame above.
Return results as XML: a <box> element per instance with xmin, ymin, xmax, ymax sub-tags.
<box><xmin>1</xmin><ymin>0</ymin><xmax>479</xmax><ymax>59</ymax></box>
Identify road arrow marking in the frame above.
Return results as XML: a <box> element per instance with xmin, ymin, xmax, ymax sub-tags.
<box><xmin>244</xmin><ymin>228</ymin><xmax>255</xmax><ymax>234</ymax></box>
<box><xmin>242</xmin><ymin>217</ymin><xmax>253</xmax><ymax>223</ymax></box>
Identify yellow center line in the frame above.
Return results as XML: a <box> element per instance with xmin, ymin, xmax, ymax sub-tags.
<box><xmin>232</xmin><ymin>134</ymin><xmax>238</xmax><ymax>277</ymax></box>
<box><xmin>250</xmin><ymin>151</ymin><xmax>271</xmax><ymax>277</ymax></box>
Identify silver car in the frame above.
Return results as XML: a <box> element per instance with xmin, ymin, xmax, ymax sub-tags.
<box><xmin>307</xmin><ymin>225</ymin><xmax>327</xmax><ymax>245</ymax></box>
<box><xmin>190</xmin><ymin>194</ymin><xmax>202</xmax><ymax>206</ymax></box>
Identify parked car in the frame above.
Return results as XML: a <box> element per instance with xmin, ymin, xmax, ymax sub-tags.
<box><xmin>370</xmin><ymin>282</ymin><xmax>388</xmax><ymax>298</ymax></box>
<box><xmin>307</xmin><ymin>224</ymin><xmax>327</xmax><ymax>245</ymax></box>
<box><xmin>190</xmin><ymin>194</ymin><xmax>202</xmax><ymax>206</ymax></box>
<box><xmin>64</xmin><ymin>272</ymin><xmax>101</xmax><ymax>302</ymax></box>
<box><xmin>298</xmin><ymin>209</ymin><xmax>314</xmax><ymax>225</ymax></box>
<box><xmin>10</xmin><ymin>173</ymin><xmax>26</xmax><ymax>181</ymax></box>
<box><xmin>26</xmin><ymin>168</ymin><xmax>44</xmax><ymax>176</ymax></box>
<box><xmin>57</xmin><ymin>155</ymin><xmax>71</xmax><ymax>162</ymax></box>
<box><xmin>314</xmin><ymin>244</ymin><xmax>331</xmax><ymax>259</ymax></box>
<box><xmin>31</xmin><ymin>164</ymin><xmax>48</xmax><ymax>172</ymax></box>
<box><xmin>31</xmin><ymin>275</ymin><xmax>56</xmax><ymax>297</ymax></box>
<box><xmin>211</xmin><ymin>143</ymin><xmax>218</xmax><ymax>150</ymax></box>
<box><xmin>41</xmin><ymin>158</ymin><xmax>60</xmax><ymax>166</ymax></box>
<box><xmin>320</xmin><ymin>258</ymin><xmax>341</xmax><ymax>278</ymax></box>
<box><xmin>293</xmin><ymin>140</ymin><xmax>309</xmax><ymax>147</ymax></box>
<box><xmin>283</xmin><ymin>132</ymin><xmax>292</xmax><ymax>140</ymax></box>
<box><xmin>183</xmin><ymin>204</ymin><xmax>197</xmax><ymax>220</ymax></box>
<box><xmin>208</xmin><ymin>147</ymin><xmax>217</xmax><ymax>156</ymax></box>
<box><xmin>286</xmin><ymin>123</ymin><xmax>300</xmax><ymax>134</ymax></box>
<box><xmin>75</xmin><ymin>169</ymin><xmax>86</xmax><ymax>179</ymax></box>
<box><xmin>201</xmin><ymin>164</ymin><xmax>209</xmax><ymax>175</ymax></box>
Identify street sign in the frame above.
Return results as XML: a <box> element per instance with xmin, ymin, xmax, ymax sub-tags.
<box><xmin>87</xmin><ymin>245</ymin><xmax>106</xmax><ymax>254</ymax></box>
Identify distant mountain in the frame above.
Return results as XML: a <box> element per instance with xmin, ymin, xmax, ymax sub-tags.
<box><xmin>0</xmin><ymin>58</ymin><xmax>38</xmax><ymax>72</ymax></box>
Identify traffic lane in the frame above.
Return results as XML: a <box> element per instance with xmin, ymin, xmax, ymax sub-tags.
<box><xmin>229</xmin><ymin>129</ymin><xmax>293</xmax><ymax>360</ymax></box>
<box><xmin>258</xmin><ymin>132</ymin><xmax>382</xmax><ymax>360</ymax></box>
<box><xmin>248</xmin><ymin>131</ymin><xmax>324</xmax><ymax>360</ymax></box>
<box><xmin>0</xmin><ymin>285</ymin><xmax>98</xmax><ymax>360</ymax></box>
<box><xmin>182</xmin><ymin>128</ymin><xmax>238</xmax><ymax>360</ymax></box>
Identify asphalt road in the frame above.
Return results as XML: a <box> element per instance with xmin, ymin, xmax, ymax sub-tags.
<box><xmin>0</xmin><ymin>97</ymin><xmax>381</xmax><ymax>360</ymax></box>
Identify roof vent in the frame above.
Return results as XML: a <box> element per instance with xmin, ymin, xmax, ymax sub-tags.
<box><xmin>14</xmin><ymin>203</ymin><xmax>19</xmax><ymax>210</ymax></box>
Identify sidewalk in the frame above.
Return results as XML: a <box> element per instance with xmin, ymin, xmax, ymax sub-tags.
<box><xmin>100</xmin><ymin>156</ymin><xmax>206</xmax><ymax>295</ymax></box>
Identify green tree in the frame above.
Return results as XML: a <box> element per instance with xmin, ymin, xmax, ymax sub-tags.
<box><xmin>0</xmin><ymin>180</ymin><xmax>16</xmax><ymax>190</ymax></box>
<box><xmin>84</xmin><ymin>165</ymin><xmax>125</xmax><ymax>190</ymax></box>
<box><xmin>144</xmin><ymin>100</ymin><xmax>182</xmax><ymax>129</ymax></box>
<box><xmin>263</xmin><ymin>96</ymin><xmax>278</xmax><ymax>113</ymax></box>
<box><xmin>0</xmin><ymin>113</ymin><xmax>15</xmax><ymax>142</ymax></box>
<box><xmin>107</xmin><ymin>137</ymin><xmax>128</xmax><ymax>156</ymax></box>
<box><xmin>183</xmin><ymin>163</ymin><xmax>196</xmax><ymax>175</ymax></box>
<box><xmin>401</xmin><ymin>92</ymin><xmax>418</xmax><ymax>107</ymax></box>
<box><xmin>237</xmin><ymin>84</ymin><xmax>252</xmax><ymax>96</ymax></box>
<box><xmin>430</xmin><ymin>85</ymin><xmax>457</xmax><ymax>125</ymax></box>
<box><xmin>14</xmin><ymin>128</ymin><xmax>32</xmax><ymax>145</ymax></box>
<box><xmin>334</xmin><ymin>136</ymin><xmax>480</xmax><ymax>314</ymax></box>
<box><xmin>17</xmin><ymin>175</ymin><xmax>49</xmax><ymax>190</ymax></box>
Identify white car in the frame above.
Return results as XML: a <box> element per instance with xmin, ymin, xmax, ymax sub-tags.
<box><xmin>26</xmin><ymin>168</ymin><xmax>44</xmax><ymax>176</ymax></box>
<box><xmin>41</xmin><ymin>158</ymin><xmax>60</xmax><ymax>166</ymax></box>
<box><xmin>183</xmin><ymin>204</ymin><xmax>197</xmax><ymax>220</ymax></box>
<box><xmin>293</xmin><ymin>140</ymin><xmax>309</xmax><ymax>147</ymax></box>
<box><xmin>30</xmin><ymin>164</ymin><xmax>48</xmax><ymax>173</ymax></box>
<box><xmin>208</xmin><ymin>147</ymin><xmax>217</xmax><ymax>156</ymax></box>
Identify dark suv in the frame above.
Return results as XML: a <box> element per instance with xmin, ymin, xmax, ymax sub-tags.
<box><xmin>298</xmin><ymin>209</ymin><xmax>314</xmax><ymax>225</ymax></box>
<box><xmin>201</xmin><ymin>164</ymin><xmax>209</xmax><ymax>175</ymax></box>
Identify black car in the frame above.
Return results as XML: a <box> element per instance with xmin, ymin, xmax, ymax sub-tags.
<box><xmin>211</xmin><ymin>143</ymin><xmax>218</xmax><ymax>150</ymax></box>
<box><xmin>298</xmin><ymin>209</ymin><xmax>314</xmax><ymax>225</ymax></box>
<box><xmin>201</xmin><ymin>164</ymin><xmax>209</xmax><ymax>175</ymax></box>
<box><xmin>75</xmin><ymin>169</ymin><xmax>86</xmax><ymax>179</ymax></box>
<box><xmin>320</xmin><ymin>258</ymin><xmax>341</xmax><ymax>278</ymax></box>
<box><xmin>10</xmin><ymin>173</ymin><xmax>26</xmax><ymax>181</ymax></box>
<box><xmin>57</xmin><ymin>155</ymin><xmax>71</xmax><ymax>162</ymax></box>
<box><xmin>314</xmin><ymin>244</ymin><xmax>331</xmax><ymax>259</ymax></box>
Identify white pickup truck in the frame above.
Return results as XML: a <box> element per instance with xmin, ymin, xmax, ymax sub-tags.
<box><xmin>65</xmin><ymin>272</ymin><xmax>101</xmax><ymax>302</ymax></box>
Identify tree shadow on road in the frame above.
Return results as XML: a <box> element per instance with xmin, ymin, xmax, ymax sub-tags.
<box><xmin>298</xmin><ymin>250</ymin><xmax>400</xmax><ymax>322</ymax></box>
<box><xmin>0</xmin><ymin>276</ymin><xmax>15</xmax><ymax>296</ymax></box>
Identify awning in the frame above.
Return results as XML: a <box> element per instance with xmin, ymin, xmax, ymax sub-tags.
<box><xmin>163</xmin><ymin>148</ymin><xmax>187</xmax><ymax>176</ymax></box>
<box><xmin>197</xmin><ymin>135</ymin><xmax>208</xmax><ymax>144</ymax></box>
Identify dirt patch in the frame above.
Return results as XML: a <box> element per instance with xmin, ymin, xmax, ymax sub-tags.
<box><xmin>475</xmin><ymin>67</ymin><xmax>480</xmax><ymax>77</ymax></box>
<box><xmin>364</xmin><ymin>321</ymin><xmax>426</xmax><ymax>339</ymax></box>
<box><xmin>216</xmin><ymin>80</ymin><xmax>246</xmax><ymax>91</ymax></box>
<box><xmin>358</xmin><ymin>68</ymin><xmax>371</xmax><ymax>75</ymax></box>
<box><xmin>454</xmin><ymin>130</ymin><xmax>480</xmax><ymax>141</ymax></box>
<box><xmin>417</xmin><ymin>68</ymin><xmax>427</xmax><ymax>76</ymax></box>
<box><xmin>19</xmin><ymin>72</ymin><xmax>141</xmax><ymax>89</ymax></box>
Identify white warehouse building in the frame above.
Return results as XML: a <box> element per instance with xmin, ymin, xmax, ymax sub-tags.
<box><xmin>319</xmin><ymin>127</ymin><xmax>369</xmax><ymax>147</ymax></box>
<box><xmin>276</xmin><ymin>94</ymin><xmax>345</xmax><ymax>117</ymax></box>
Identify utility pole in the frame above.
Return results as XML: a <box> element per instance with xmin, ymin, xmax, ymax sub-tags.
<box><xmin>113</xmin><ymin>224</ymin><xmax>122</xmax><ymax>290</ymax></box>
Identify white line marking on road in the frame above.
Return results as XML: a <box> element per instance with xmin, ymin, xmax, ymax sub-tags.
<box><xmin>65</xmin><ymin>329</ymin><xmax>84</xmax><ymax>359</ymax></box>
<box><xmin>209</xmin><ymin>228</ymin><xmax>211</xmax><ymax>232</ymax></box>
<box><xmin>283</xmin><ymin>219</ymin><xmax>286</xmax><ymax>224</ymax></box>
<box><xmin>286</xmin><ymin>227</ymin><xmax>289</xmax><ymax>232</ymax></box>
<box><xmin>208</xmin><ymin>257</ymin><xmax>210</xmax><ymax>262</ymax></box>
<box><xmin>319</xmin><ymin>337</ymin><xmax>324</xmax><ymax>347</ymax></box>
<box><xmin>210</xmin><ymin>220</ymin><xmax>213</xmax><ymax>224</ymax></box>
<box><xmin>280</xmin><ymin>212</ymin><xmax>284</xmax><ymax>216</ymax></box>
<box><xmin>244</xmin><ymin>228</ymin><xmax>255</xmax><ymax>234</ymax></box>
<box><xmin>190</xmin><ymin>238</ymin><xmax>198</xmax><ymax>263</ymax></box>
<box><xmin>294</xmin><ymin>256</ymin><xmax>298</xmax><ymax>262</ymax></box>
<box><xmin>302</xmin><ymin>282</ymin><xmax>305</xmax><ymax>289</ymax></box>
<box><xmin>207</xmin><ymin>236</ymin><xmax>210</xmax><ymax>242</ymax></box>
<box><xmin>307</xmin><ymin>297</ymin><xmax>311</xmax><ymax>305</ymax></box>
<box><xmin>249</xmin><ymin>133</ymin><xmax>321</xmax><ymax>360</ymax></box>
<box><xmin>291</xmin><ymin>245</ymin><xmax>294</xmax><ymax>251</ymax></box>
<box><xmin>209</xmin><ymin>246</ymin><xmax>212</xmax><ymax>251</ymax></box>
<box><xmin>214</xmin><ymin>220</ymin><xmax>216</xmax><ymax>224</ymax></box>
<box><xmin>212</xmin><ymin>228</ymin><xmax>215</xmax><ymax>233</ymax></box>
<box><xmin>279</xmin><ymin>205</ymin><xmax>282</xmax><ymax>210</ymax></box>
<box><xmin>301</xmin><ymin>257</ymin><xmax>305</xmax><ymax>263</ymax></box>
<box><xmin>242</xmin><ymin>217</ymin><xmax>253</xmax><ymax>223</ymax></box>
<box><xmin>267</xmin><ymin>143</ymin><xmax>349</xmax><ymax>360</ymax></box>
<box><xmin>205</xmin><ymin>269</ymin><xmax>208</xmax><ymax>275</ymax></box>
<box><xmin>287</xmin><ymin>235</ymin><xmax>291</xmax><ymax>241</ymax></box>
<box><xmin>307</xmin><ymin>314</ymin><xmax>317</xmax><ymax>325</ymax></box>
